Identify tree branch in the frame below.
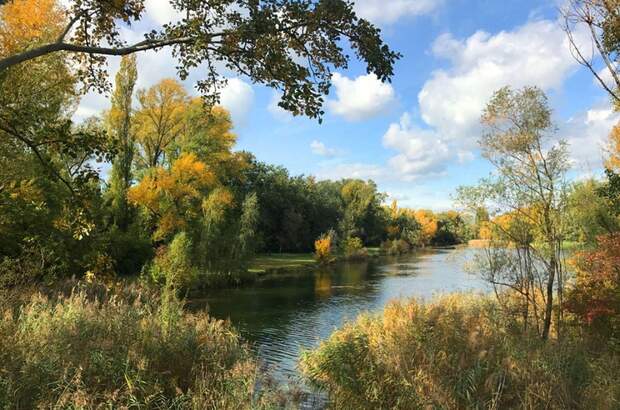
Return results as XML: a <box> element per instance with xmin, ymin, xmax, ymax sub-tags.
<box><xmin>0</xmin><ymin>36</ymin><xmax>196</xmax><ymax>72</ymax></box>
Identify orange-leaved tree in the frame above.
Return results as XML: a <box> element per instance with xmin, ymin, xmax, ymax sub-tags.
<box><xmin>128</xmin><ymin>152</ymin><xmax>216</xmax><ymax>242</ymax></box>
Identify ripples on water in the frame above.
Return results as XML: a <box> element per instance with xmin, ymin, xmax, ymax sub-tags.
<box><xmin>193</xmin><ymin>248</ymin><xmax>488</xmax><ymax>406</ymax></box>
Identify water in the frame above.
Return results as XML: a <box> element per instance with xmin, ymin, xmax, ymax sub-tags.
<box><xmin>192</xmin><ymin>248</ymin><xmax>488</xmax><ymax>388</ymax></box>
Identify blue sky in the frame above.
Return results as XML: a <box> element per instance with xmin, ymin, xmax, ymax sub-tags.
<box><xmin>75</xmin><ymin>0</ymin><xmax>620</xmax><ymax>210</ymax></box>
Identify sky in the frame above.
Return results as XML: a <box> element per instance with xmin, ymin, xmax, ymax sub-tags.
<box><xmin>74</xmin><ymin>0</ymin><xmax>620</xmax><ymax>210</ymax></box>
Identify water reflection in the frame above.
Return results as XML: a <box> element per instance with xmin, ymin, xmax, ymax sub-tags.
<box><xmin>193</xmin><ymin>248</ymin><xmax>487</xmax><ymax>383</ymax></box>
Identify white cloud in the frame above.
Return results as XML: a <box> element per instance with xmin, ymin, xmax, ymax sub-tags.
<box><xmin>383</xmin><ymin>113</ymin><xmax>451</xmax><ymax>181</ymax></box>
<box><xmin>310</xmin><ymin>140</ymin><xmax>339</xmax><ymax>157</ymax></box>
<box><xmin>563</xmin><ymin>105</ymin><xmax>620</xmax><ymax>170</ymax></box>
<box><xmin>143</xmin><ymin>0</ymin><xmax>183</xmax><ymax>26</ymax></box>
<box><xmin>385</xmin><ymin>19</ymin><xmax>585</xmax><ymax>180</ymax></box>
<box><xmin>420</xmin><ymin>21</ymin><xmax>580</xmax><ymax>146</ymax></box>
<box><xmin>315</xmin><ymin>163</ymin><xmax>386</xmax><ymax>181</ymax></box>
<box><xmin>327</xmin><ymin>73</ymin><xmax>396</xmax><ymax>121</ymax></box>
<box><xmin>354</xmin><ymin>0</ymin><xmax>442</xmax><ymax>25</ymax></box>
<box><xmin>218</xmin><ymin>78</ymin><xmax>255</xmax><ymax>126</ymax></box>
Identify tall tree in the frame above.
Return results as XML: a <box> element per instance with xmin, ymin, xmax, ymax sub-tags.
<box><xmin>0</xmin><ymin>0</ymin><xmax>399</xmax><ymax>120</ymax></box>
<box><xmin>458</xmin><ymin>86</ymin><xmax>570</xmax><ymax>340</ymax></box>
<box><xmin>134</xmin><ymin>79</ymin><xmax>188</xmax><ymax>169</ymax></box>
<box><xmin>106</xmin><ymin>54</ymin><xmax>137</xmax><ymax>230</ymax></box>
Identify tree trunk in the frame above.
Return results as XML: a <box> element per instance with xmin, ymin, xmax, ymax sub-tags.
<box><xmin>541</xmin><ymin>254</ymin><xmax>556</xmax><ymax>340</ymax></box>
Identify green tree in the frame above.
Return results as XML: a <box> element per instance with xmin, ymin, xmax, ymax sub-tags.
<box><xmin>106</xmin><ymin>55</ymin><xmax>138</xmax><ymax>231</ymax></box>
<box><xmin>565</xmin><ymin>179</ymin><xmax>618</xmax><ymax>244</ymax></box>
<box><xmin>458</xmin><ymin>86</ymin><xmax>570</xmax><ymax>340</ymax></box>
<box><xmin>0</xmin><ymin>0</ymin><xmax>400</xmax><ymax>120</ymax></box>
<box><xmin>340</xmin><ymin>179</ymin><xmax>385</xmax><ymax>243</ymax></box>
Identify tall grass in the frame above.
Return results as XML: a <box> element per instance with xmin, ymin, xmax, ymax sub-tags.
<box><xmin>0</xmin><ymin>283</ymin><xmax>274</xmax><ymax>409</ymax></box>
<box><xmin>301</xmin><ymin>294</ymin><xmax>620</xmax><ymax>410</ymax></box>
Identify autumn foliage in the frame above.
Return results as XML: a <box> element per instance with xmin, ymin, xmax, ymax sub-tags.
<box><xmin>128</xmin><ymin>153</ymin><xmax>216</xmax><ymax>241</ymax></box>
<box><xmin>0</xmin><ymin>0</ymin><xmax>64</xmax><ymax>55</ymax></box>
<box><xmin>567</xmin><ymin>233</ymin><xmax>620</xmax><ymax>336</ymax></box>
<box><xmin>314</xmin><ymin>233</ymin><xmax>335</xmax><ymax>264</ymax></box>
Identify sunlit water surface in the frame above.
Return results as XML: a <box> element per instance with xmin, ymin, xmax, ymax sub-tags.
<box><xmin>193</xmin><ymin>248</ymin><xmax>488</xmax><ymax>406</ymax></box>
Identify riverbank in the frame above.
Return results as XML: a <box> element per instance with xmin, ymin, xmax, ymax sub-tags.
<box><xmin>301</xmin><ymin>294</ymin><xmax>620</xmax><ymax>409</ymax></box>
<box><xmin>248</xmin><ymin>247</ymin><xmax>383</xmax><ymax>274</ymax></box>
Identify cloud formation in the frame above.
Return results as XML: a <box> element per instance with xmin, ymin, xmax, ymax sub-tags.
<box><xmin>563</xmin><ymin>105</ymin><xmax>620</xmax><ymax>171</ymax></box>
<box><xmin>310</xmin><ymin>140</ymin><xmax>339</xmax><ymax>157</ymax></box>
<box><xmin>219</xmin><ymin>78</ymin><xmax>255</xmax><ymax>126</ymax></box>
<box><xmin>387</xmin><ymin>19</ymin><xmax>585</xmax><ymax>181</ymax></box>
<box><xmin>327</xmin><ymin>73</ymin><xmax>396</xmax><ymax>121</ymax></box>
<box><xmin>383</xmin><ymin>113</ymin><xmax>450</xmax><ymax>181</ymax></box>
<box><xmin>354</xmin><ymin>0</ymin><xmax>443</xmax><ymax>25</ymax></box>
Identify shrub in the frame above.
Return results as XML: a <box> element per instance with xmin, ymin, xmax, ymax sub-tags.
<box><xmin>380</xmin><ymin>239</ymin><xmax>411</xmax><ymax>255</ymax></box>
<box><xmin>315</xmin><ymin>230</ymin><xmax>337</xmax><ymax>264</ymax></box>
<box><xmin>0</xmin><ymin>286</ymin><xmax>273</xmax><ymax>409</ymax></box>
<box><xmin>342</xmin><ymin>237</ymin><xmax>368</xmax><ymax>260</ymax></box>
<box><xmin>567</xmin><ymin>233</ymin><xmax>620</xmax><ymax>341</ymax></box>
<box><xmin>301</xmin><ymin>295</ymin><xmax>620</xmax><ymax>410</ymax></box>
<box><xmin>148</xmin><ymin>231</ymin><xmax>198</xmax><ymax>289</ymax></box>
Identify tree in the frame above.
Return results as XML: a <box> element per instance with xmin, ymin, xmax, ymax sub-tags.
<box><xmin>562</xmin><ymin>0</ymin><xmax>620</xmax><ymax>106</ymax></box>
<box><xmin>0</xmin><ymin>0</ymin><xmax>114</xmax><ymax>284</ymax></box>
<box><xmin>128</xmin><ymin>152</ymin><xmax>216</xmax><ymax>242</ymax></box>
<box><xmin>565</xmin><ymin>179</ymin><xmax>618</xmax><ymax>244</ymax></box>
<box><xmin>413</xmin><ymin>210</ymin><xmax>438</xmax><ymax>246</ymax></box>
<box><xmin>105</xmin><ymin>55</ymin><xmax>138</xmax><ymax>230</ymax></box>
<box><xmin>0</xmin><ymin>0</ymin><xmax>400</xmax><ymax>120</ymax></box>
<box><xmin>340</xmin><ymin>179</ymin><xmax>385</xmax><ymax>242</ymax></box>
<box><xmin>134</xmin><ymin>79</ymin><xmax>188</xmax><ymax>169</ymax></box>
<box><xmin>607</xmin><ymin>123</ymin><xmax>620</xmax><ymax>170</ymax></box>
<box><xmin>458</xmin><ymin>86</ymin><xmax>570</xmax><ymax>340</ymax></box>
<box><xmin>0</xmin><ymin>0</ymin><xmax>110</xmax><ymax>194</ymax></box>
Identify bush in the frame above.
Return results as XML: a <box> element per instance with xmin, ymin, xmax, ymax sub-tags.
<box><xmin>380</xmin><ymin>239</ymin><xmax>411</xmax><ymax>255</ymax></box>
<box><xmin>342</xmin><ymin>237</ymin><xmax>368</xmax><ymax>260</ymax></box>
<box><xmin>567</xmin><ymin>233</ymin><xmax>620</xmax><ymax>342</ymax></box>
<box><xmin>315</xmin><ymin>230</ymin><xmax>337</xmax><ymax>264</ymax></box>
<box><xmin>0</xmin><ymin>286</ymin><xmax>273</xmax><ymax>409</ymax></box>
<box><xmin>148</xmin><ymin>231</ymin><xmax>198</xmax><ymax>289</ymax></box>
<box><xmin>301</xmin><ymin>295</ymin><xmax>620</xmax><ymax>410</ymax></box>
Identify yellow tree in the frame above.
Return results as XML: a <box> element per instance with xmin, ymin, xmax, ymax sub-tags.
<box><xmin>127</xmin><ymin>153</ymin><xmax>216</xmax><ymax>241</ymax></box>
<box><xmin>134</xmin><ymin>79</ymin><xmax>188</xmax><ymax>169</ymax></box>
<box><xmin>606</xmin><ymin>123</ymin><xmax>620</xmax><ymax>172</ymax></box>
<box><xmin>0</xmin><ymin>0</ymin><xmax>64</xmax><ymax>56</ymax></box>
<box><xmin>175</xmin><ymin>100</ymin><xmax>247</xmax><ymax>180</ymax></box>
<box><xmin>413</xmin><ymin>210</ymin><xmax>438</xmax><ymax>246</ymax></box>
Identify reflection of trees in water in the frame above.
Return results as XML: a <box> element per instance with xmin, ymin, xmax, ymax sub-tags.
<box><xmin>201</xmin><ymin>251</ymin><xmax>481</xmax><ymax>384</ymax></box>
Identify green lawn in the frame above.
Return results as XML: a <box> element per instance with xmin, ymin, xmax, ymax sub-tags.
<box><xmin>248</xmin><ymin>253</ymin><xmax>316</xmax><ymax>273</ymax></box>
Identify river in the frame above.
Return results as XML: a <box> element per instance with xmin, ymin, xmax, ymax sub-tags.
<box><xmin>194</xmin><ymin>247</ymin><xmax>487</xmax><ymax>391</ymax></box>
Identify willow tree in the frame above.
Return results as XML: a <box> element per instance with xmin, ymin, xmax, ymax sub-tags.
<box><xmin>0</xmin><ymin>0</ymin><xmax>400</xmax><ymax>120</ymax></box>
<box><xmin>458</xmin><ymin>86</ymin><xmax>570</xmax><ymax>340</ymax></box>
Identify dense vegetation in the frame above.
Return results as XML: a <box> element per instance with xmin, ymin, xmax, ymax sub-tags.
<box><xmin>301</xmin><ymin>295</ymin><xmax>620</xmax><ymax>409</ymax></box>
<box><xmin>0</xmin><ymin>284</ymin><xmax>272</xmax><ymax>409</ymax></box>
<box><xmin>2</xmin><ymin>0</ymin><xmax>620</xmax><ymax>408</ymax></box>
<box><xmin>0</xmin><ymin>0</ymin><xmax>467</xmax><ymax>292</ymax></box>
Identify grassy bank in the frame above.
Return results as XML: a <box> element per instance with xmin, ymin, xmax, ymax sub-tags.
<box><xmin>248</xmin><ymin>253</ymin><xmax>316</xmax><ymax>274</ymax></box>
<box><xmin>0</xmin><ymin>283</ymin><xmax>282</xmax><ymax>409</ymax></box>
<box><xmin>249</xmin><ymin>248</ymin><xmax>386</xmax><ymax>274</ymax></box>
<box><xmin>301</xmin><ymin>294</ymin><xmax>620</xmax><ymax>410</ymax></box>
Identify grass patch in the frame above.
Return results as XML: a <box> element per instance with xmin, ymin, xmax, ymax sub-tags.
<box><xmin>248</xmin><ymin>253</ymin><xmax>316</xmax><ymax>273</ymax></box>
<box><xmin>0</xmin><ymin>283</ymin><xmax>281</xmax><ymax>409</ymax></box>
<box><xmin>301</xmin><ymin>294</ymin><xmax>620</xmax><ymax>410</ymax></box>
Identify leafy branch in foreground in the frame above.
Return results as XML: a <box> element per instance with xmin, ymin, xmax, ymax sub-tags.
<box><xmin>0</xmin><ymin>0</ymin><xmax>401</xmax><ymax>120</ymax></box>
